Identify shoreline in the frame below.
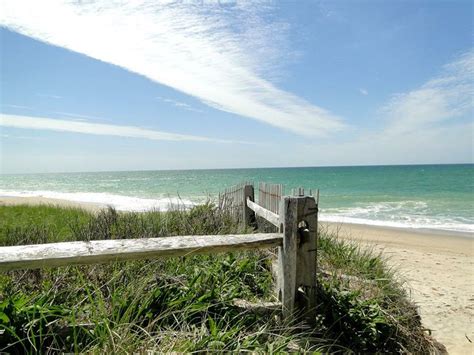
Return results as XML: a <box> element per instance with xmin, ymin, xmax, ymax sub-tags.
<box><xmin>321</xmin><ymin>221</ymin><xmax>473</xmax><ymax>253</ymax></box>
<box><xmin>322</xmin><ymin>219</ymin><xmax>473</xmax><ymax>239</ymax></box>
<box><xmin>1</xmin><ymin>196</ymin><xmax>473</xmax><ymax>353</ymax></box>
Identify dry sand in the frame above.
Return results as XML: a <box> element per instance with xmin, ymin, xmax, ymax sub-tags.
<box><xmin>1</xmin><ymin>197</ymin><xmax>472</xmax><ymax>353</ymax></box>
<box><xmin>323</xmin><ymin>222</ymin><xmax>474</xmax><ymax>355</ymax></box>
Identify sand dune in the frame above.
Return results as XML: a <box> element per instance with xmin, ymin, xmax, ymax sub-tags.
<box><xmin>323</xmin><ymin>222</ymin><xmax>474</xmax><ymax>354</ymax></box>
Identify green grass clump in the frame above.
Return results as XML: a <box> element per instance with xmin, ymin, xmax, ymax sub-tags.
<box><xmin>0</xmin><ymin>204</ymin><xmax>440</xmax><ymax>353</ymax></box>
<box><xmin>0</xmin><ymin>204</ymin><xmax>92</xmax><ymax>245</ymax></box>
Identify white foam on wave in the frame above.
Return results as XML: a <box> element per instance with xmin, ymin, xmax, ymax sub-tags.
<box><xmin>320</xmin><ymin>200</ymin><xmax>474</xmax><ymax>234</ymax></box>
<box><xmin>320</xmin><ymin>214</ymin><xmax>474</xmax><ymax>234</ymax></box>
<box><xmin>1</xmin><ymin>189</ymin><xmax>472</xmax><ymax>234</ymax></box>
<box><xmin>0</xmin><ymin>189</ymin><xmax>196</xmax><ymax>212</ymax></box>
<box><xmin>323</xmin><ymin>201</ymin><xmax>429</xmax><ymax>218</ymax></box>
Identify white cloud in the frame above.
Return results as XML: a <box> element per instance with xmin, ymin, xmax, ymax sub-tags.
<box><xmin>0</xmin><ymin>113</ymin><xmax>251</xmax><ymax>144</ymax></box>
<box><xmin>382</xmin><ymin>50</ymin><xmax>473</xmax><ymax>134</ymax></box>
<box><xmin>156</xmin><ymin>96</ymin><xmax>203</xmax><ymax>113</ymax></box>
<box><xmin>359</xmin><ymin>88</ymin><xmax>368</xmax><ymax>96</ymax></box>
<box><xmin>304</xmin><ymin>120</ymin><xmax>473</xmax><ymax>165</ymax></box>
<box><xmin>2</xmin><ymin>104</ymin><xmax>34</xmax><ymax>110</ymax></box>
<box><xmin>1</xmin><ymin>134</ymin><xmax>45</xmax><ymax>140</ymax></box>
<box><xmin>53</xmin><ymin>111</ymin><xmax>109</xmax><ymax>122</ymax></box>
<box><xmin>36</xmin><ymin>93</ymin><xmax>62</xmax><ymax>99</ymax></box>
<box><xmin>0</xmin><ymin>0</ymin><xmax>344</xmax><ymax>137</ymax></box>
<box><xmin>293</xmin><ymin>51</ymin><xmax>474</xmax><ymax>165</ymax></box>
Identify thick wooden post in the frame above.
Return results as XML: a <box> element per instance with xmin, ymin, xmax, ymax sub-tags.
<box><xmin>277</xmin><ymin>194</ymin><xmax>318</xmax><ymax>321</ymax></box>
<box><xmin>296</xmin><ymin>196</ymin><xmax>318</xmax><ymax>321</ymax></box>
<box><xmin>278</xmin><ymin>196</ymin><xmax>299</xmax><ymax>318</ymax></box>
<box><xmin>243</xmin><ymin>184</ymin><xmax>255</xmax><ymax>227</ymax></box>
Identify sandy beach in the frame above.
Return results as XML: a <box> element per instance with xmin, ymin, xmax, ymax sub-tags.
<box><xmin>1</xmin><ymin>196</ymin><xmax>472</xmax><ymax>353</ymax></box>
<box><xmin>323</xmin><ymin>222</ymin><xmax>473</xmax><ymax>354</ymax></box>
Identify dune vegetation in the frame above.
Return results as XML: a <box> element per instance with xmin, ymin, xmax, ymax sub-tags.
<box><xmin>0</xmin><ymin>204</ymin><xmax>442</xmax><ymax>353</ymax></box>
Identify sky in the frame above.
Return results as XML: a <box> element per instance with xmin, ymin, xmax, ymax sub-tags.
<box><xmin>0</xmin><ymin>0</ymin><xmax>472</xmax><ymax>174</ymax></box>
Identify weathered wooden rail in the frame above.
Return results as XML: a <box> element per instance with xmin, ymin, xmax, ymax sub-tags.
<box><xmin>0</xmin><ymin>183</ymin><xmax>319</xmax><ymax>320</ymax></box>
<box><xmin>0</xmin><ymin>233</ymin><xmax>282</xmax><ymax>272</ymax></box>
<box><xmin>246</xmin><ymin>198</ymin><xmax>280</xmax><ymax>228</ymax></box>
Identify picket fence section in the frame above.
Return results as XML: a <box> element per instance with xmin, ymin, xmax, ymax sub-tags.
<box><xmin>258</xmin><ymin>182</ymin><xmax>283</xmax><ymax>215</ymax></box>
<box><xmin>218</xmin><ymin>181</ymin><xmax>252</xmax><ymax>222</ymax></box>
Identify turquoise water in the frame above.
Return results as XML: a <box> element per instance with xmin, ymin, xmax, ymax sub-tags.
<box><xmin>1</xmin><ymin>164</ymin><xmax>473</xmax><ymax>233</ymax></box>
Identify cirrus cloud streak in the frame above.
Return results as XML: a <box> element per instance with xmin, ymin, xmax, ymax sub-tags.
<box><xmin>0</xmin><ymin>113</ymin><xmax>251</xmax><ymax>144</ymax></box>
<box><xmin>0</xmin><ymin>0</ymin><xmax>344</xmax><ymax>137</ymax></box>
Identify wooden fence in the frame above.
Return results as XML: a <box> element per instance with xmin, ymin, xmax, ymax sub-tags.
<box><xmin>0</xmin><ymin>183</ymin><xmax>319</xmax><ymax>320</ymax></box>
<box><xmin>218</xmin><ymin>181</ymin><xmax>253</xmax><ymax>223</ymax></box>
<box><xmin>258</xmin><ymin>182</ymin><xmax>283</xmax><ymax>214</ymax></box>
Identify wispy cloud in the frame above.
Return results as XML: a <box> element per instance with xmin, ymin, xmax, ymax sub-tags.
<box><xmin>2</xmin><ymin>106</ymin><xmax>112</xmax><ymax>122</ymax></box>
<box><xmin>36</xmin><ymin>93</ymin><xmax>62</xmax><ymax>99</ymax></box>
<box><xmin>1</xmin><ymin>104</ymin><xmax>34</xmax><ymax>110</ymax></box>
<box><xmin>296</xmin><ymin>51</ymin><xmax>474</xmax><ymax>165</ymax></box>
<box><xmin>358</xmin><ymin>88</ymin><xmax>368</xmax><ymax>96</ymax></box>
<box><xmin>382</xmin><ymin>50</ymin><xmax>473</xmax><ymax>134</ymax></box>
<box><xmin>0</xmin><ymin>1</ymin><xmax>344</xmax><ymax>136</ymax></box>
<box><xmin>1</xmin><ymin>133</ymin><xmax>45</xmax><ymax>140</ymax></box>
<box><xmin>53</xmin><ymin>111</ymin><xmax>109</xmax><ymax>122</ymax></box>
<box><xmin>156</xmin><ymin>96</ymin><xmax>203</xmax><ymax>113</ymax></box>
<box><xmin>0</xmin><ymin>113</ymin><xmax>251</xmax><ymax>144</ymax></box>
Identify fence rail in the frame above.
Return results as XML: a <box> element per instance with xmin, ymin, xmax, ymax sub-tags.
<box><xmin>0</xmin><ymin>182</ymin><xmax>319</xmax><ymax>321</ymax></box>
<box><xmin>0</xmin><ymin>233</ymin><xmax>282</xmax><ymax>272</ymax></box>
<box><xmin>246</xmin><ymin>198</ymin><xmax>280</xmax><ymax>228</ymax></box>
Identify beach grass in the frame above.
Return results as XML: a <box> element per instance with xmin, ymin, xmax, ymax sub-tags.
<box><xmin>0</xmin><ymin>204</ymin><xmax>441</xmax><ymax>353</ymax></box>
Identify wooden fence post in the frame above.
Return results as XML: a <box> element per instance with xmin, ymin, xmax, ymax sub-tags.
<box><xmin>243</xmin><ymin>184</ymin><xmax>255</xmax><ymax>227</ymax></box>
<box><xmin>295</xmin><ymin>196</ymin><xmax>318</xmax><ymax>321</ymax></box>
<box><xmin>278</xmin><ymin>196</ymin><xmax>299</xmax><ymax>318</ymax></box>
<box><xmin>278</xmin><ymin>194</ymin><xmax>318</xmax><ymax>321</ymax></box>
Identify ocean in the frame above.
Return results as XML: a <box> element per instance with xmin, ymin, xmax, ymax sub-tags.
<box><xmin>1</xmin><ymin>164</ymin><xmax>473</xmax><ymax>234</ymax></box>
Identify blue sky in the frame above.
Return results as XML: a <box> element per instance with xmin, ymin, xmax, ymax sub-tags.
<box><xmin>0</xmin><ymin>0</ymin><xmax>472</xmax><ymax>174</ymax></box>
